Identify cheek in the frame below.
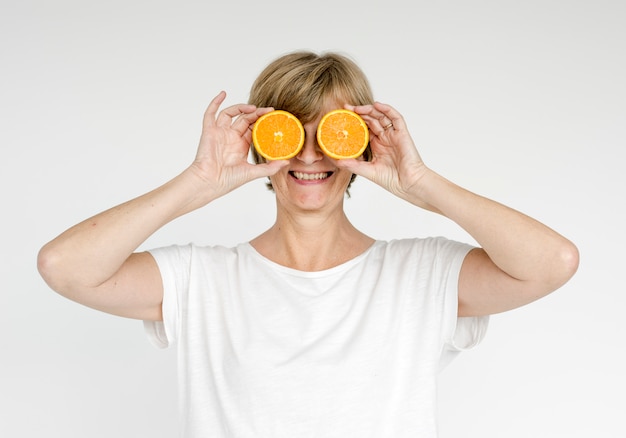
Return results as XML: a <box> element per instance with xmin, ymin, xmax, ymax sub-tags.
<box><xmin>269</xmin><ymin>169</ymin><xmax>289</xmax><ymax>186</ymax></box>
<box><xmin>335</xmin><ymin>169</ymin><xmax>354</xmax><ymax>187</ymax></box>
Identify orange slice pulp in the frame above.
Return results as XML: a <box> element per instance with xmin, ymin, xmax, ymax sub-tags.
<box><xmin>252</xmin><ymin>110</ymin><xmax>305</xmax><ymax>160</ymax></box>
<box><xmin>316</xmin><ymin>109</ymin><xmax>369</xmax><ymax>159</ymax></box>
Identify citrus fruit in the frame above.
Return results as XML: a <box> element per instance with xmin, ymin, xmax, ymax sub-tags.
<box><xmin>252</xmin><ymin>110</ymin><xmax>305</xmax><ymax>160</ymax></box>
<box><xmin>316</xmin><ymin>109</ymin><xmax>369</xmax><ymax>159</ymax></box>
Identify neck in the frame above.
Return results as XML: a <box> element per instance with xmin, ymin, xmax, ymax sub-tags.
<box><xmin>251</xmin><ymin>204</ymin><xmax>374</xmax><ymax>271</ymax></box>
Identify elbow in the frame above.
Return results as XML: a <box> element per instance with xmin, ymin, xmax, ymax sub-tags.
<box><xmin>37</xmin><ymin>243</ymin><xmax>56</xmax><ymax>288</ymax></box>
<box><xmin>565</xmin><ymin>241</ymin><xmax>580</xmax><ymax>277</ymax></box>
<box><xmin>37</xmin><ymin>243</ymin><xmax>67</xmax><ymax>294</ymax></box>
<box><xmin>550</xmin><ymin>239</ymin><xmax>580</xmax><ymax>291</ymax></box>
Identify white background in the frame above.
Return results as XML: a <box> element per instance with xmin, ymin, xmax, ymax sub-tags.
<box><xmin>2</xmin><ymin>0</ymin><xmax>624</xmax><ymax>436</ymax></box>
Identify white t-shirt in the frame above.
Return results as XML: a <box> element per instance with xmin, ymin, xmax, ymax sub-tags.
<box><xmin>144</xmin><ymin>237</ymin><xmax>488</xmax><ymax>438</ymax></box>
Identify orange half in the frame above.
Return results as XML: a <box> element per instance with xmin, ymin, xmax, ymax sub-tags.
<box><xmin>316</xmin><ymin>109</ymin><xmax>369</xmax><ymax>159</ymax></box>
<box><xmin>252</xmin><ymin>110</ymin><xmax>305</xmax><ymax>160</ymax></box>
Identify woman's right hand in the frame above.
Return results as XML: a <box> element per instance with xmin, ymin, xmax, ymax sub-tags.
<box><xmin>37</xmin><ymin>91</ymin><xmax>288</xmax><ymax>321</ymax></box>
<box><xmin>187</xmin><ymin>91</ymin><xmax>289</xmax><ymax>202</ymax></box>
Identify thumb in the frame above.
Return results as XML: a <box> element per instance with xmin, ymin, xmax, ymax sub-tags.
<box><xmin>334</xmin><ymin>158</ymin><xmax>374</xmax><ymax>181</ymax></box>
<box><xmin>249</xmin><ymin>160</ymin><xmax>290</xmax><ymax>180</ymax></box>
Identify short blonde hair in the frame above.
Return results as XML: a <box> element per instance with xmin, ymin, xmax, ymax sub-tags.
<box><xmin>248</xmin><ymin>51</ymin><xmax>374</xmax><ymax>189</ymax></box>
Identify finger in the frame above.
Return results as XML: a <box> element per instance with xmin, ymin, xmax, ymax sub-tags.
<box><xmin>372</xmin><ymin>102</ymin><xmax>407</xmax><ymax>132</ymax></box>
<box><xmin>202</xmin><ymin>91</ymin><xmax>228</xmax><ymax>129</ymax></box>
<box><xmin>231</xmin><ymin>107</ymin><xmax>274</xmax><ymax>137</ymax></box>
<box><xmin>360</xmin><ymin>114</ymin><xmax>388</xmax><ymax>135</ymax></box>
<box><xmin>351</xmin><ymin>102</ymin><xmax>407</xmax><ymax>134</ymax></box>
<box><xmin>367</xmin><ymin>106</ymin><xmax>394</xmax><ymax>130</ymax></box>
<box><xmin>216</xmin><ymin>103</ymin><xmax>258</xmax><ymax>127</ymax></box>
<box><xmin>359</xmin><ymin>113</ymin><xmax>390</xmax><ymax>137</ymax></box>
<box><xmin>347</xmin><ymin>104</ymin><xmax>392</xmax><ymax>135</ymax></box>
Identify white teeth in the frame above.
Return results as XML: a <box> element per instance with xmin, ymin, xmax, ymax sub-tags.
<box><xmin>293</xmin><ymin>171</ymin><xmax>329</xmax><ymax>181</ymax></box>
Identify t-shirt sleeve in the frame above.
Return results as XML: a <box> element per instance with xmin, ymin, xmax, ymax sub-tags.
<box><xmin>143</xmin><ymin>244</ymin><xmax>191</xmax><ymax>349</ymax></box>
<box><xmin>435</xmin><ymin>239</ymin><xmax>489</xmax><ymax>370</ymax></box>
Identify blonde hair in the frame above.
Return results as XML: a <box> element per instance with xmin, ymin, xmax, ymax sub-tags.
<box><xmin>248</xmin><ymin>51</ymin><xmax>374</xmax><ymax>190</ymax></box>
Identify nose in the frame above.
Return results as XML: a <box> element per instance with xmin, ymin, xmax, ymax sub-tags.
<box><xmin>296</xmin><ymin>134</ymin><xmax>324</xmax><ymax>165</ymax></box>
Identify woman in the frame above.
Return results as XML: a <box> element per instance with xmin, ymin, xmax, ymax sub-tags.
<box><xmin>38</xmin><ymin>51</ymin><xmax>579</xmax><ymax>437</ymax></box>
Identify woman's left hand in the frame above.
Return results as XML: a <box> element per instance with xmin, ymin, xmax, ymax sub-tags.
<box><xmin>337</xmin><ymin>102</ymin><xmax>431</xmax><ymax>208</ymax></box>
<box><xmin>341</xmin><ymin>102</ymin><xmax>579</xmax><ymax>317</ymax></box>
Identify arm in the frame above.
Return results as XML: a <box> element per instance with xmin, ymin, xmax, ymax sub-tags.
<box><xmin>413</xmin><ymin>171</ymin><xmax>579</xmax><ymax>316</ymax></box>
<box><xmin>340</xmin><ymin>102</ymin><xmax>579</xmax><ymax>317</ymax></box>
<box><xmin>37</xmin><ymin>92</ymin><xmax>288</xmax><ymax>320</ymax></box>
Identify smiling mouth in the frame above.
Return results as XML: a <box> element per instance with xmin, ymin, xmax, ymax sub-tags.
<box><xmin>290</xmin><ymin>171</ymin><xmax>332</xmax><ymax>181</ymax></box>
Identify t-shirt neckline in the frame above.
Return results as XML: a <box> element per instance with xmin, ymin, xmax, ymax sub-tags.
<box><xmin>239</xmin><ymin>240</ymin><xmax>383</xmax><ymax>278</ymax></box>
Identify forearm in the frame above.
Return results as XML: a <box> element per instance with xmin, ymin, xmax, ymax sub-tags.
<box><xmin>409</xmin><ymin>169</ymin><xmax>578</xmax><ymax>287</ymax></box>
<box><xmin>38</xmin><ymin>167</ymin><xmax>213</xmax><ymax>292</ymax></box>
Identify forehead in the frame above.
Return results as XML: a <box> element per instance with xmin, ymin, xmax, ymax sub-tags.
<box><xmin>302</xmin><ymin>103</ymin><xmax>343</xmax><ymax>128</ymax></box>
<box><xmin>320</xmin><ymin>97</ymin><xmax>346</xmax><ymax>115</ymax></box>
<box><xmin>301</xmin><ymin>95</ymin><xmax>347</xmax><ymax>125</ymax></box>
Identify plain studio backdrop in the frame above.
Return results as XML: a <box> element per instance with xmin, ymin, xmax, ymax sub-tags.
<box><xmin>1</xmin><ymin>0</ymin><xmax>624</xmax><ymax>436</ymax></box>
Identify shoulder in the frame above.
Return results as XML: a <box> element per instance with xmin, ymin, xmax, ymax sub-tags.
<box><xmin>148</xmin><ymin>242</ymin><xmax>247</xmax><ymax>268</ymax></box>
<box><xmin>372</xmin><ymin>238</ymin><xmax>475</xmax><ymax>283</ymax></box>
<box><xmin>378</xmin><ymin>237</ymin><xmax>474</xmax><ymax>259</ymax></box>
